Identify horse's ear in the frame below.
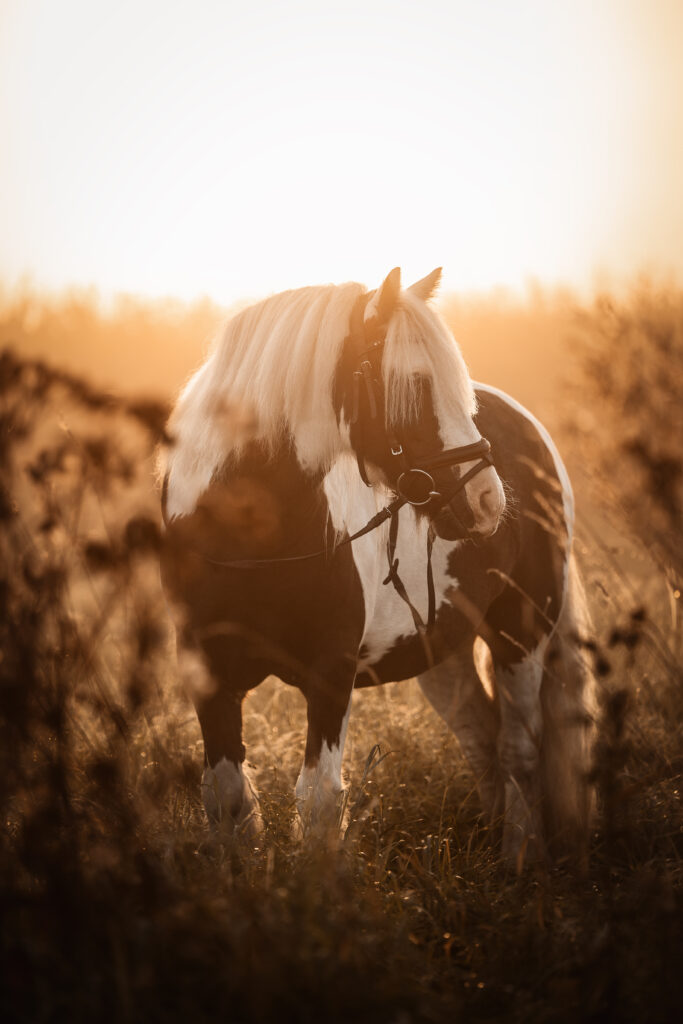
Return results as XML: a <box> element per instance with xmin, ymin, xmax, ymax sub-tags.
<box><xmin>365</xmin><ymin>267</ymin><xmax>401</xmax><ymax>327</ymax></box>
<box><xmin>407</xmin><ymin>267</ymin><xmax>442</xmax><ymax>301</ymax></box>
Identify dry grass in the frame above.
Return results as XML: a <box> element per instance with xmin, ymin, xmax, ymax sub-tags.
<box><xmin>1</xmin><ymin>284</ymin><xmax>681</xmax><ymax>1022</ymax></box>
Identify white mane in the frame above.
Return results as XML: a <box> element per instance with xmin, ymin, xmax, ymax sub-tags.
<box><xmin>164</xmin><ymin>281</ymin><xmax>476</xmax><ymax>520</ymax></box>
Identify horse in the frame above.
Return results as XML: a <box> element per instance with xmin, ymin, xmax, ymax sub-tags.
<box><xmin>160</xmin><ymin>267</ymin><xmax>594</xmax><ymax>863</ymax></box>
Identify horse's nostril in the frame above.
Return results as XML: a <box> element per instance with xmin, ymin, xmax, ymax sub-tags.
<box><xmin>478</xmin><ymin>486</ymin><xmax>503</xmax><ymax>520</ymax></box>
<box><xmin>479</xmin><ymin>489</ymin><xmax>494</xmax><ymax>515</ymax></box>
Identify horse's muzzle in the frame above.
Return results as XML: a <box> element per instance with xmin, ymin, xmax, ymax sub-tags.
<box><xmin>430</xmin><ymin>498</ymin><xmax>474</xmax><ymax>541</ymax></box>
<box><xmin>430</xmin><ymin>466</ymin><xmax>505</xmax><ymax>541</ymax></box>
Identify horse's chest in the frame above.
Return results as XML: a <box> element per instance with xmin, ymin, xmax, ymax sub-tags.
<box><xmin>323</xmin><ymin>467</ymin><xmax>469</xmax><ymax>680</ymax></box>
<box><xmin>351</xmin><ymin>514</ymin><xmax>459</xmax><ymax>676</ymax></box>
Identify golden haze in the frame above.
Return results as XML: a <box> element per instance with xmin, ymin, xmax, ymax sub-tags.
<box><xmin>1</xmin><ymin>284</ymin><xmax>579</xmax><ymax>425</ymax></box>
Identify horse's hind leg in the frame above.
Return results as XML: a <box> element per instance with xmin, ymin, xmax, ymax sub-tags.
<box><xmin>418</xmin><ymin>639</ymin><xmax>502</xmax><ymax>823</ymax></box>
<box><xmin>485</xmin><ymin>560</ymin><xmax>595</xmax><ymax>865</ymax></box>
<box><xmin>539</xmin><ymin>560</ymin><xmax>596</xmax><ymax>860</ymax></box>
<box><xmin>486</xmin><ymin>636</ymin><xmax>548</xmax><ymax>864</ymax></box>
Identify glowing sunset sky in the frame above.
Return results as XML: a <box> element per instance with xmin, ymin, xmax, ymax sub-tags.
<box><xmin>1</xmin><ymin>0</ymin><xmax>681</xmax><ymax>303</ymax></box>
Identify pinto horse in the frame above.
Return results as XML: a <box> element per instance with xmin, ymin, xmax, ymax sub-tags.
<box><xmin>161</xmin><ymin>267</ymin><xmax>594</xmax><ymax>862</ymax></box>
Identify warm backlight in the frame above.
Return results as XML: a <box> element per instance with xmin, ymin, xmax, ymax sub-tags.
<box><xmin>1</xmin><ymin>0</ymin><xmax>682</xmax><ymax>303</ymax></box>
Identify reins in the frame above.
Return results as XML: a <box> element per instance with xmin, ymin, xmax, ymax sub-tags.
<box><xmin>185</xmin><ymin>293</ymin><xmax>494</xmax><ymax>646</ymax></box>
<box><xmin>202</xmin><ymin>493</ymin><xmax>407</xmax><ymax>570</ymax></box>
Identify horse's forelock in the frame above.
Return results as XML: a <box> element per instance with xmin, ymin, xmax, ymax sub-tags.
<box><xmin>382</xmin><ymin>292</ymin><xmax>475</xmax><ymax>427</ymax></box>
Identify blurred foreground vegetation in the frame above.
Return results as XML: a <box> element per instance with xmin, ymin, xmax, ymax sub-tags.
<box><xmin>0</xmin><ymin>283</ymin><xmax>681</xmax><ymax>1022</ymax></box>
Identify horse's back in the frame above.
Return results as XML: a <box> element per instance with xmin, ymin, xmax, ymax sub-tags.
<box><xmin>473</xmin><ymin>383</ymin><xmax>573</xmax><ymax>534</ymax></box>
<box><xmin>472</xmin><ymin>384</ymin><xmax>572</xmax><ymax>656</ymax></box>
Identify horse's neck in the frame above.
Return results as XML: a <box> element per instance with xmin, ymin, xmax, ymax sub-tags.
<box><xmin>230</xmin><ymin>440</ymin><xmax>320</xmax><ymax>492</ymax></box>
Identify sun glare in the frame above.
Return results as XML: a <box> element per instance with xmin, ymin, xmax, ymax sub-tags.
<box><xmin>1</xmin><ymin>0</ymin><xmax>682</xmax><ymax>302</ymax></box>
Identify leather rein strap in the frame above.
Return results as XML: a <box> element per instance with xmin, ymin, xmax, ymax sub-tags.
<box><xmin>203</xmin><ymin>493</ymin><xmax>408</xmax><ymax>570</ymax></box>
<box><xmin>200</xmin><ymin>299</ymin><xmax>494</xmax><ymax>645</ymax></box>
<box><xmin>342</xmin><ymin>315</ymin><xmax>492</xmax><ymax>640</ymax></box>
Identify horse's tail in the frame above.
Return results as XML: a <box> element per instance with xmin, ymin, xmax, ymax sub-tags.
<box><xmin>540</xmin><ymin>553</ymin><xmax>597</xmax><ymax>862</ymax></box>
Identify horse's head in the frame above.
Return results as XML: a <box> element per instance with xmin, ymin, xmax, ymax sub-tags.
<box><xmin>337</xmin><ymin>267</ymin><xmax>506</xmax><ymax>540</ymax></box>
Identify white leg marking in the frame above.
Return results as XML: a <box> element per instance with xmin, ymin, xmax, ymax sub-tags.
<box><xmin>295</xmin><ymin>700</ymin><xmax>352</xmax><ymax>833</ymax></box>
<box><xmin>201</xmin><ymin>757</ymin><xmax>262</xmax><ymax>837</ymax></box>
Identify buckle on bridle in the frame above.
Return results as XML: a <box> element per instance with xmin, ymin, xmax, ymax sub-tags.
<box><xmin>396</xmin><ymin>437</ymin><xmax>493</xmax><ymax>507</ymax></box>
<box><xmin>396</xmin><ymin>468</ymin><xmax>442</xmax><ymax>506</ymax></box>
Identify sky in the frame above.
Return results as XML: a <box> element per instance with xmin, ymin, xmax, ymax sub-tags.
<box><xmin>1</xmin><ymin>0</ymin><xmax>682</xmax><ymax>304</ymax></box>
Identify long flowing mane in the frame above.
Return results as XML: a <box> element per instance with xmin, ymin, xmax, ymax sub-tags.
<box><xmin>165</xmin><ymin>280</ymin><xmax>475</xmax><ymax>518</ymax></box>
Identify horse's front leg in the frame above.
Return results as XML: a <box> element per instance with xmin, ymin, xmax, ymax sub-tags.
<box><xmin>295</xmin><ymin>655</ymin><xmax>356</xmax><ymax>837</ymax></box>
<box><xmin>189</xmin><ymin>654</ymin><xmax>262</xmax><ymax>839</ymax></box>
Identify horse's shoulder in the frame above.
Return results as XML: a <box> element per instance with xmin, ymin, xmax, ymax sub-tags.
<box><xmin>165</xmin><ymin>441</ymin><xmax>330</xmax><ymax>565</ymax></box>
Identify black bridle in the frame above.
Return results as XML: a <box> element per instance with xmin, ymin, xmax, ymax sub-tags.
<box><xmin>342</xmin><ymin>330</ymin><xmax>493</xmax><ymax>645</ymax></box>
<box><xmin>348</xmin><ymin>328</ymin><xmax>493</xmax><ymax>516</ymax></box>
<box><xmin>193</xmin><ymin>298</ymin><xmax>495</xmax><ymax>649</ymax></box>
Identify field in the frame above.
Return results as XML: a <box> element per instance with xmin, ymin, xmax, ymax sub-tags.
<box><xmin>1</xmin><ymin>284</ymin><xmax>681</xmax><ymax>1023</ymax></box>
